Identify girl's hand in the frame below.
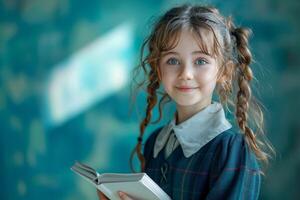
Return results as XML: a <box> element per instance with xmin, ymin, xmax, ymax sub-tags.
<box><xmin>97</xmin><ymin>190</ymin><xmax>135</xmax><ymax>200</ymax></box>
<box><xmin>118</xmin><ymin>191</ymin><xmax>135</xmax><ymax>200</ymax></box>
<box><xmin>96</xmin><ymin>190</ymin><xmax>108</xmax><ymax>200</ymax></box>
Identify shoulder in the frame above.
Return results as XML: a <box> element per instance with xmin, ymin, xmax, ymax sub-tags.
<box><xmin>142</xmin><ymin>126</ymin><xmax>164</xmax><ymax>158</ymax></box>
<box><xmin>212</xmin><ymin>127</ymin><xmax>247</xmax><ymax>150</ymax></box>
<box><xmin>144</xmin><ymin>126</ymin><xmax>164</xmax><ymax>147</ymax></box>
<box><xmin>211</xmin><ymin>127</ymin><xmax>260</xmax><ymax>170</ymax></box>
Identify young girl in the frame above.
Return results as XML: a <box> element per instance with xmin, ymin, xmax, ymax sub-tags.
<box><xmin>98</xmin><ymin>4</ymin><xmax>274</xmax><ymax>200</ymax></box>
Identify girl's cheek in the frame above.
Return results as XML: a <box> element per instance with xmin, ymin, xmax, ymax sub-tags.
<box><xmin>161</xmin><ymin>68</ymin><xmax>178</xmax><ymax>80</ymax></box>
<box><xmin>162</xmin><ymin>66</ymin><xmax>178</xmax><ymax>73</ymax></box>
<box><xmin>196</xmin><ymin>67</ymin><xmax>218</xmax><ymax>83</ymax></box>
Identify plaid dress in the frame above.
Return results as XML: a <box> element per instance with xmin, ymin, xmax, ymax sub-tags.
<box><xmin>143</xmin><ymin>127</ymin><xmax>261</xmax><ymax>200</ymax></box>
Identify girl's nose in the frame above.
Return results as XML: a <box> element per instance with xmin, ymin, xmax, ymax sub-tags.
<box><xmin>179</xmin><ymin>63</ymin><xmax>194</xmax><ymax>80</ymax></box>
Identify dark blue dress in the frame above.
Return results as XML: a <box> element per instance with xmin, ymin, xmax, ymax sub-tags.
<box><xmin>143</xmin><ymin>127</ymin><xmax>261</xmax><ymax>200</ymax></box>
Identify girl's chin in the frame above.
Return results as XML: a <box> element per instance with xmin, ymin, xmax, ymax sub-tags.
<box><xmin>174</xmin><ymin>99</ymin><xmax>202</xmax><ymax>107</ymax></box>
<box><xmin>173</xmin><ymin>96</ymin><xmax>211</xmax><ymax>108</ymax></box>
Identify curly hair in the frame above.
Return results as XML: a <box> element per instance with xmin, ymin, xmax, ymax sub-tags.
<box><xmin>130</xmin><ymin>4</ymin><xmax>275</xmax><ymax>174</ymax></box>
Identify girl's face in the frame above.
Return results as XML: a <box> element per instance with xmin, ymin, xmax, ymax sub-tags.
<box><xmin>159</xmin><ymin>28</ymin><xmax>219</xmax><ymax>109</ymax></box>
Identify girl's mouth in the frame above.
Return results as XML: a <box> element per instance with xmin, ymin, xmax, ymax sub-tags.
<box><xmin>175</xmin><ymin>86</ymin><xmax>199</xmax><ymax>92</ymax></box>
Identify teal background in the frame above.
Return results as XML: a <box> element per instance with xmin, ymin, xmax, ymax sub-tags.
<box><xmin>1</xmin><ymin>0</ymin><xmax>299</xmax><ymax>199</ymax></box>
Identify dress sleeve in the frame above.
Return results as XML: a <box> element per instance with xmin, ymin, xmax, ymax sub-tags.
<box><xmin>206</xmin><ymin>132</ymin><xmax>261</xmax><ymax>200</ymax></box>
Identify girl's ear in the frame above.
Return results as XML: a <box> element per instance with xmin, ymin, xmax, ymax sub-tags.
<box><xmin>217</xmin><ymin>61</ymin><xmax>234</xmax><ymax>84</ymax></box>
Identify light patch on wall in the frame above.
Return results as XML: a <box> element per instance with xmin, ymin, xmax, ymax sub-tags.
<box><xmin>43</xmin><ymin>23</ymin><xmax>134</xmax><ymax>127</ymax></box>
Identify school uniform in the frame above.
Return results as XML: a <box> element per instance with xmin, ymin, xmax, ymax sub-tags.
<box><xmin>143</xmin><ymin>102</ymin><xmax>261</xmax><ymax>200</ymax></box>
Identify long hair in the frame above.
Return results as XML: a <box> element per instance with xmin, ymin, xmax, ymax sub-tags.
<box><xmin>130</xmin><ymin>4</ymin><xmax>275</xmax><ymax>174</ymax></box>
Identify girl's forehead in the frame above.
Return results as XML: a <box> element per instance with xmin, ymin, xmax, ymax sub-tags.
<box><xmin>163</xmin><ymin>27</ymin><xmax>217</xmax><ymax>56</ymax></box>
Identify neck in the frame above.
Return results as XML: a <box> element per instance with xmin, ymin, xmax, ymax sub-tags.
<box><xmin>175</xmin><ymin>99</ymin><xmax>212</xmax><ymax>124</ymax></box>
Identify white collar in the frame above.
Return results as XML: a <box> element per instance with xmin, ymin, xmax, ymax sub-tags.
<box><xmin>153</xmin><ymin>102</ymin><xmax>232</xmax><ymax>158</ymax></box>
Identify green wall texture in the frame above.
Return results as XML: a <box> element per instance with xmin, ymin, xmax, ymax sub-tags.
<box><xmin>0</xmin><ymin>0</ymin><xmax>299</xmax><ymax>199</ymax></box>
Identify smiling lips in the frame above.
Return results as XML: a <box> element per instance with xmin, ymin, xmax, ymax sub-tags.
<box><xmin>176</xmin><ymin>86</ymin><xmax>199</xmax><ymax>92</ymax></box>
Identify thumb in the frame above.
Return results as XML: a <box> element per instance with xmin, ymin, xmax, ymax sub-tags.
<box><xmin>118</xmin><ymin>191</ymin><xmax>134</xmax><ymax>200</ymax></box>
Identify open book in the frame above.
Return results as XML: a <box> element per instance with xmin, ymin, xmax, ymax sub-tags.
<box><xmin>71</xmin><ymin>161</ymin><xmax>171</xmax><ymax>200</ymax></box>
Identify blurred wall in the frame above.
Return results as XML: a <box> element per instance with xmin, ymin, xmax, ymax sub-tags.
<box><xmin>0</xmin><ymin>0</ymin><xmax>299</xmax><ymax>199</ymax></box>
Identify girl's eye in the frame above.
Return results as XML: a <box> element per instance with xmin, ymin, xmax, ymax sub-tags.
<box><xmin>166</xmin><ymin>58</ymin><xmax>180</xmax><ymax>65</ymax></box>
<box><xmin>195</xmin><ymin>58</ymin><xmax>208</xmax><ymax>65</ymax></box>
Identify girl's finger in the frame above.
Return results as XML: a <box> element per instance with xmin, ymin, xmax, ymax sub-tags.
<box><xmin>118</xmin><ymin>191</ymin><xmax>134</xmax><ymax>200</ymax></box>
<box><xmin>96</xmin><ymin>189</ymin><xmax>109</xmax><ymax>200</ymax></box>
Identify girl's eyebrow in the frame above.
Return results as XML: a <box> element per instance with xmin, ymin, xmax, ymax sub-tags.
<box><xmin>162</xmin><ymin>50</ymin><xmax>210</xmax><ymax>57</ymax></box>
<box><xmin>161</xmin><ymin>51</ymin><xmax>179</xmax><ymax>56</ymax></box>
<box><xmin>192</xmin><ymin>50</ymin><xmax>209</xmax><ymax>55</ymax></box>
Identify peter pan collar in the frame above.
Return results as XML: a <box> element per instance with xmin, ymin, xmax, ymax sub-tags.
<box><xmin>153</xmin><ymin>102</ymin><xmax>232</xmax><ymax>158</ymax></box>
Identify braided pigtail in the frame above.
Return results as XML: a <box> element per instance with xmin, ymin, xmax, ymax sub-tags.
<box><xmin>228</xmin><ymin>22</ymin><xmax>274</xmax><ymax>169</ymax></box>
<box><xmin>129</xmin><ymin>62</ymin><xmax>160</xmax><ymax>172</ymax></box>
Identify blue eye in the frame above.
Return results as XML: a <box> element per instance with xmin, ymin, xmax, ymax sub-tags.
<box><xmin>166</xmin><ymin>58</ymin><xmax>180</xmax><ymax>65</ymax></box>
<box><xmin>195</xmin><ymin>58</ymin><xmax>208</xmax><ymax>65</ymax></box>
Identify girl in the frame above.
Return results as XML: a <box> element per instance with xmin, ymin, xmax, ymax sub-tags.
<box><xmin>98</xmin><ymin>4</ymin><xmax>274</xmax><ymax>200</ymax></box>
